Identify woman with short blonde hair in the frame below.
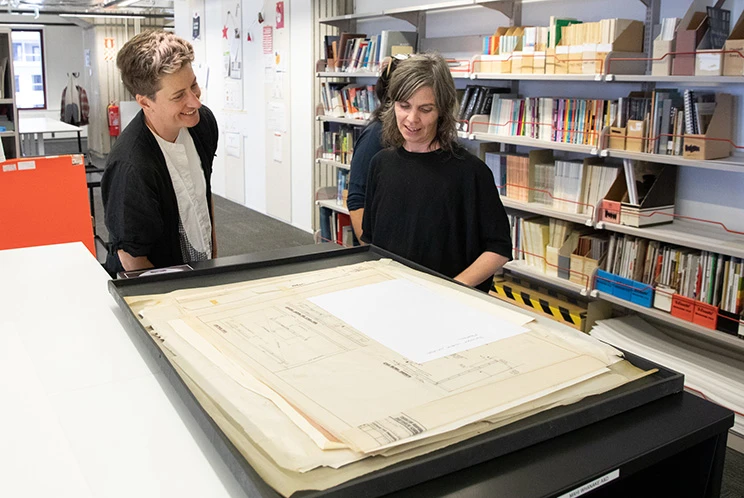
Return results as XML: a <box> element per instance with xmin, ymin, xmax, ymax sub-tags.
<box><xmin>362</xmin><ymin>53</ymin><xmax>512</xmax><ymax>291</ymax></box>
<box><xmin>102</xmin><ymin>29</ymin><xmax>219</xmax><ymax>277</ymax></box>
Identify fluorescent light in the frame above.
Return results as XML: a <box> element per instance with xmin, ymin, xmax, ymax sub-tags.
<box><xmin>59</xmin><ymin>13</ymin><xmax>146</xmax><ymax>19</ymax></box>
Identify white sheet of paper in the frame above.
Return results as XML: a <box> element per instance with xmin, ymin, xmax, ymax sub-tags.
<box><xmin>309</xmin><ymin>279</ymin><xmax>528</xmax><ymax>363</ymax></box>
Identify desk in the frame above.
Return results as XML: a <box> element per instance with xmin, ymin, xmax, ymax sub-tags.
<box><xmin>0</xmin><ymin>242</ymin><xmax>734</xmax><ymax>498</ymax></box>
<box><xmin>19</xmin><ymin>117</ymin><xmax>83</xmax><ymax>156</ymax></box>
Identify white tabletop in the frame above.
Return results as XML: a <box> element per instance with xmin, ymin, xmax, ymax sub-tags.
<box><xmin>0</xmin><ymin>242</ymin><xmax>245</xmax><ymax>498</ymax></box>
<box><xmin>19</xmin><ymin>117</ymin><xmax>82</xmax><ymax>134</ymax></box>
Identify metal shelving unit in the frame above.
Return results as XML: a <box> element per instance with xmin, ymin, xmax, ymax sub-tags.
<box><xmin>316</xmin><ymin>198</ymin><xmax>349</xmax><ymax>215</ymax></box>
<box><xmin>603</xmin><ymin>149</ymin><xmax>744</xmax><ymax>173</ymax></box>
<box><xmin>504</xmin><ymin>260</ymin><xmax>591</xmax><ymax>295</ymax></box>
<box><xmin>501</xmin><ymin>198</ymin><xmax>595</xmax><ymax>226</ymax></box>
<box><xmin>470</xmin><ymin>131</ymin><xmax>599</xmax><ymax>155</ymax></box>
<box><xmin>316</xmin><ymin>115</ymin><xmax>369</xmax><ymax>126</ymax></box>
<box><xmin>316</xmin><ymin>158</ymin><xmax>351</xmax><ymax>170</ymax></box>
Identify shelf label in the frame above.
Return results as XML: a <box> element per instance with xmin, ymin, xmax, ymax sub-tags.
<box><xmin>558</xmin><ymin>469</ymin><xmax>619</xmax><ymax>498</ymax></box>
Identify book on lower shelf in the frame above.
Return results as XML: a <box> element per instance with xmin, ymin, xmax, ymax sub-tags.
<box><xmin>599</xmin><ymin>231</ymin><xmax>744</xmax><ymax>335</ymax></box>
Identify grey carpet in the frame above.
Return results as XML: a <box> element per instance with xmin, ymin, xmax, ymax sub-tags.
<box><xmin>88</xmin><ymin>169</ymin><xmax>744</xmax><ymax>495</ymax></box>
<box><xmin>723</xmin><ymin>447</ymin><xmax>744</xmax><ymax>498</ymax></box>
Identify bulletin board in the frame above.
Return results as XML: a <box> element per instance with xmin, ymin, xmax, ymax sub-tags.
<box><xmin>262</xmin><ymin>1</ymin><xmax>292</xmax><ymax>222</ymax></box>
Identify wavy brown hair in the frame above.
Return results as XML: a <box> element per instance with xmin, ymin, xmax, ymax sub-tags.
<box><xmin>380</xmin><ymin>52</ymin><xmax>459</xmax><ymax>151</ymax></box>
<box><xmin>117</xmin><ymin>29</ymin><xmax>195</xmax><ymax>99</ymax></box>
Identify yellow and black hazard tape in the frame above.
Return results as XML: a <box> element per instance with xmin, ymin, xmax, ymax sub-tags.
<box><xmin>491</xmin><ymin>279</ymin><xmax>586</xmax><ymax>330</ymax></box>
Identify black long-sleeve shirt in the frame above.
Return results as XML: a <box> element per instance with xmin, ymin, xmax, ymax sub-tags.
<box><xmin>361</xmin><ymin>145</ymin><xmax>512</xmax><ymax>291</ymax></box>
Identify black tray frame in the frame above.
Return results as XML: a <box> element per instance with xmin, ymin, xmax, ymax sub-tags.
<box><xmin>109</xmin><ymin>244</ymin><xmax>685</xmax><ymax>498</ymax></box>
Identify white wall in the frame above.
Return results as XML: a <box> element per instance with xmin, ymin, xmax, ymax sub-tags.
<box><xmin>175</xmin><ymin>0</ymin><xmax>314</xmax><ymax>232</ymax></box>
<box><xmin>1</xmin><ymin>21</ymin><xmax>88</xmax><ymax>138</ymax></box>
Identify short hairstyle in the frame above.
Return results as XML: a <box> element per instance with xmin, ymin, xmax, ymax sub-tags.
<box><xmin>380</xmin><ymin>52</ymin><xmax>459</xmax><ymax>151</ymax></box>
<box><xmin>117</xmin><ymin>29</ymin><xmax>195</xmax><ymax>99</ymax></box>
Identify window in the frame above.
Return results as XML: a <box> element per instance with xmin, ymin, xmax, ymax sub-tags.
<box><xmin>11</xmin><ymin>30</ymin><xmax>46</xmax><ymax>109</ymax></box>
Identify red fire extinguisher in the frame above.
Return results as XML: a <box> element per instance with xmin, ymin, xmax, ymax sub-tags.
<box><xmin>107</xmin><ymin>103</ymin><xmax>120</xmax><ymax>136</ymax></box>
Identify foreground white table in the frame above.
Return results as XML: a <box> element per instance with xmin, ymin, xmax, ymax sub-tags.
<box><xmin>0</xmin><ymin>242</ymin><xmax>244</xmax><ymax>498</ymax></box>
<box><xmin>18</xmin><ymin>117</ymin><xmax>83</xmax><ymax>156</ymax></box>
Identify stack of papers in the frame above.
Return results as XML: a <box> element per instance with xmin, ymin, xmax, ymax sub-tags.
<box><xmin>591</xmin><ymin>315</ymin><xmax>744</xmax><ymax>436</ymax></box>
<box><xmin>126</xmin><ymin>259</ymin><xmax>650</xmax><ymax>496</ymax></box>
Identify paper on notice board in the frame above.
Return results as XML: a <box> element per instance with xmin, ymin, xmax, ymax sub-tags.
<box><xmin>267</xmin><ymin>102</ymin><xmax>286</xmax><ymax>132</ymax></box>
<box><xmin>309</xmin><ymin>279</ymin><xmax>528</xmax><ymax>363</ymax></box>
<box><xmin>226</xmin><ymin>132</ymin><xmax>241</xmax><ymax>158</ymax></box>
<box><xmin>273</xmin><ymin>132</ymin><xmax>283</xmax><ymax>162</ymax></box>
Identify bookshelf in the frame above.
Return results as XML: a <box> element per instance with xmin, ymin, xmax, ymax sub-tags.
<box><xmin>317</xmin><ymin>115</ymin><xmax>369</xmax><ymax>126</ymax></box>
<box><xmin>505</xmin><ymin>259</ymin><xmax>591</xmax><ymax>295</ymax></box>
<box><xmin>312</xmin><ymin>0</ymin><xmax>744</xmax><ymax>348</ymax></box>
<box><xmin>316</xmin><ymin>158</ymin><xmax>351</xmax><ymax>171</ymax></box>
<box><xmin>596</xmin><ymin>219</ymin><xmax>744</xmax><ymax>260</ymax></box>
<box><xmin>316</xmin><ymin>198</ymin><xmax>349</xmax><ymax>215</ymax></box>
<box><xmin>0</xmin><ymin>28</ymin><xmax>19</xmax><ymax>159</ymax></box>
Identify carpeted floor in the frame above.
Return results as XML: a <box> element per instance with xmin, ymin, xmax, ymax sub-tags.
<box><xmin>89</xmin><ymin>176</ymin><xmax>744</xmax><ymax>496</ymax></box>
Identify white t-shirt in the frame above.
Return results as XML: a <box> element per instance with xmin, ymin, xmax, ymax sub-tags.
<box><xmin>151</xmin><ymin>127</ymin><xmax>212</xmax><ymax>261</ymax></box>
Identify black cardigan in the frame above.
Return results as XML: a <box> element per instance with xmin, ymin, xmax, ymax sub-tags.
<box><xmin>101</xmin><ymin>106</ymin><xmax>219</xmax><ymax>276</ymax></box>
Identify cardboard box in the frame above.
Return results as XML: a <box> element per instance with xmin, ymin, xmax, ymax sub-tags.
<box><xmin>608</xmin><ymin>127</ymin><xmax>627</xmax><ymax>150</ymax></box>
<box><xmin>545</xmin><ymin>47</ymin><xmax>556</xmax><ymax>74</ymax></box>
<box><xmin>599</xmin><ymin>165</ymin><xmax>676</xmax><ymax>228</ymax></box>
<box><xmin>652</xmin><ymin>38</ymin><xmax>675</xmax><ymax>76</ymax></box>
<box><xmin>671</xmin><ymin>294</ymin><xmax>695</xmax><ymax>321</ymax></box>
<box><xmin>672</xmin><ymin>3</ymin><xmax>708</xmax><ymax>76</ymax></box>
<box><xmin>625</xmin><ymin>119</ymin><xmax>646</xmax><ymax>153</ymax></box>
<box><xmin>555</xmin><ymin>46</ymin><xmax>570</xmax><ymax>74</ymax></box>
<box><xmin>511</xmin><ymin>51</ymin><xmax>523</xmax><ymax>73</ymax></box>
<box><xmin>568</xmin><ymin>45</ymin><xmax>584</xmax><ymax>74</ymax></box>
<box><xmin>653</xmin><ymin>284</ymin><xmax>674</xmax><ymax>312</ymax></box>
<box><xmin>683</xmin><ymin>93</ymin><xmax>733</xmax><ymax>160</ymax></box>
<box><xmin>717</xmin><ymin>309</ymin><xmax>741</xmax><ymax>335</ymax></box>
<box><xmin>533</xmin><ymin>51</ymin><xmax>546</xmax><ymax>73</ymax></box>
<box><xmin>692</xmin><ymin>301</ymin><xmax>718</xmax><ymax>329</ymax></box>
<box><xmin>695</xmin><ymin>49</ymin><xmax>723</xmax><ymax>76</ymax></box>
<box><xmin>724</xmin><ymin>11</ymin><xmax>744</xmax><ymax>75</ymax></box>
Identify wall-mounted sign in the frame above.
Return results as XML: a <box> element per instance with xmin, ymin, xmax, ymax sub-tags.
<box><xmin>103</xmin><ymin>38</ymin><xmax>116</xmax><ymax>62</ymax></box>
<box><xmin>192</xmin><ymin>12</ymin><xmax>201</xmax><ymax>40</ymax></box>
<box><xmin>263</xmin><ymin>26</ymin><xmax>273</xmax><ymax>54</ymax></box>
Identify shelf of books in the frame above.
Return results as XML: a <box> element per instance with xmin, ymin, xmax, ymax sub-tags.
<box><xmin>504</xmin><ymin>260</ymin><xmax>590</xmax><ymax>295</ymax></box>
<box><xmin>316</xmin><ymin>198</ymin><xmax>349</xmax><ymax>216</ymax></box>
<box><xmin>595</xmin><ymin>291</ymin><xmax>744</xmax><ymax>351</ymax></box>
<box><xmin>316</xmin><ymin>158</ymin><xmax>350</xmax><ymax>171</ymax></box>
<box><xmin>317</xmin><ymin>115</ymin><xmax>368</xmax><ymax>126</ymax></box>
<box><xmin>597</xmin><ymin>219</ymin><xmax>744</xmax><ymax>260</ymax></box>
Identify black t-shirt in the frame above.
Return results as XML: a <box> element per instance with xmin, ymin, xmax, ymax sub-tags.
<box><xmin>361</xmin><ymin>145</ymin><xmax>512</xmax><ymax>291</ymax></box>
